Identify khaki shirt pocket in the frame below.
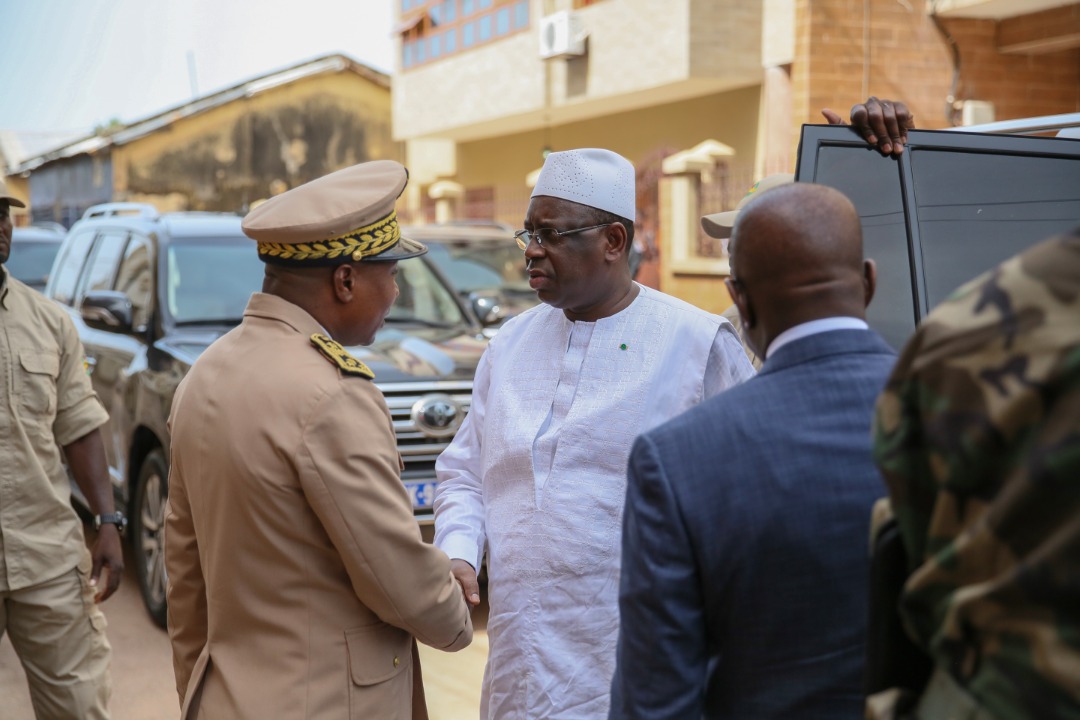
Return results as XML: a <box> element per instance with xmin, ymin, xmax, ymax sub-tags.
<box><xmin>345</xmin><ymin>623</ymin><xmax>413</xmax><ymax>720</ymax></box>
<box><xmin>19</xmin><ymin>349</ymin><xmax>60</xmax><ymax>416</ymax></box>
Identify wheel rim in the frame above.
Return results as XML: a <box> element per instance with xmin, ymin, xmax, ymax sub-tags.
<box><xmin>140</xmin><ymin>471</ymin><xmax>168</xmax><ymax>606</ymax></box>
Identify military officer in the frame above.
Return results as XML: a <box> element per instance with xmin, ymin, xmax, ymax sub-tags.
<box><xmin>165</xmin><ymin>160</ymin><xmax>473</xmax><ymax>720</ymax></box>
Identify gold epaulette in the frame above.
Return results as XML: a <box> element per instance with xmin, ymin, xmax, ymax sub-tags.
<box><xmin>310</xmin><ymin>333</ymin><xmax>375</xmax><ymax>380</ymax></box>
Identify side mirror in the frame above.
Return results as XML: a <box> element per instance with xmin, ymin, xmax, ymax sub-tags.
<box><xmin>469</xmin><ymin>293</ymin><xmax>503</xmax><ymax>326</ymax></box>
<box><xmin>81</xmin><ymin>290</ymin><xmax>134</xmax><ymax>333</ymax></box>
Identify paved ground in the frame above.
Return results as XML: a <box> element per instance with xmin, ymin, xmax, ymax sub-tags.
<box><xmin>0</xmin><ymin>526</ymin><xmax>488</xmax><ymax>719</ymax></box>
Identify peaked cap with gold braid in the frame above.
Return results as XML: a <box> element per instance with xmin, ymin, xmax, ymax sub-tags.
<box><xmin>242</xmin><ymin>160</ymin><xmax>427</xmax><ymax>266</ymax></box>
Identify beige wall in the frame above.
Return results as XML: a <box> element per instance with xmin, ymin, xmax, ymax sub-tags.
<box><xmin>394</xmin><ymin>27</ymin><xmax>543</xmax><ymax>141</ymax></box>
<box><xmin>393</xmin><ymin>0</ymin><xmax>763</xmax><ymax>142</ymax></box>
<box><xmin>689</xmin><ymin>0</ymin><xmax>763</xmax><ymax>80</ymax></box>
<box><xmin>421</xmin><ymin>85</ymin><xmax>762</xmax><ymax>227</ymax></box>
<box><xmin>113</xmin><ymin>70</ymin><xmax>397</xmax><ymax>212</ymax></box>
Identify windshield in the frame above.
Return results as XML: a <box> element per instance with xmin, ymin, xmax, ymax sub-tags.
<box><xmin>7</xmin><ymin>242</ymin><xmax>62</xmax><ymax>286</ymax></box>
<box><xmin>167</xmin><ymin>241</ymin><xmax>265</xmax><ymax>324</ymax></box>
<box><xmin>166</xmin><ymin>239</ymin><xmax>466</xmax><ymax>327</ymax></box>
<box><xmin>386</xmin><ymin>256</ymin><xmax>467</xmax><ymax>326</ymax></box>
<box><xmin>424</xmin><ymin>242</ymin><xmax>530</xmax><ymax>294</ymax></box>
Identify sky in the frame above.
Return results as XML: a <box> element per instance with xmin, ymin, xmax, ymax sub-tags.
<box><xmin>2</xmin><ymin>0</ymin><xmax>395</xmax><ymax>158</ymax></box>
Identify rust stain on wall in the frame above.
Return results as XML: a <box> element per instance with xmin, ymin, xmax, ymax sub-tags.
<box><xmin>126</xmin><ymin>96</ymin><xmax>391</xmax><ymax>212</ymax></box>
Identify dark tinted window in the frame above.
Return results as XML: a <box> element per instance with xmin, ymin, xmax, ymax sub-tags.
<box><xmin>76</xmin><ymin>231</ymin><xmax>129</xmax><ymax>302</ymax></box>
<box><xmin>49</xmin><ymin>229</ymin><xmax>98</xmax><ymax>306</ymax></box>
<box><xmin>115</xmin><ymin>233</ymin><xmax>155</xmax><ymax>330</ymax></box>
<box><xmin>807</xmin><ymin>145</ymin><xmax>916</xmax><ymax>349</ymax></box>
<box><xmin>911</xmin><ymin>149</ymin><xmax>1080</xmax><ymax>308</ymax></box>
<box><xmin>798</xmin><ymin>125</ymin><xmax>1080</xmax><ymax>348</ymax></box>
<box><xmin>6</xmin><ymin>242</ymin><xmax>62</xmax><ymax>288</ymax></box>
<box><xmin>166</xmin><ymin>240</ymin><xmax>264</xmax><ymax>324</ymax></box>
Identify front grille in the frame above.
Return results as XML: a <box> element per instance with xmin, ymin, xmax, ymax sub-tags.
<box><xmin>377</xmin><ymin>380</ymin><xmax>473</xmax><ymax>517</ymax></box>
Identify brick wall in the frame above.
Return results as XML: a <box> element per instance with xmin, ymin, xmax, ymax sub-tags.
<box><xmin>943</xmin><ymin>10</ymin><xmax>1080</xmax><ymax>122</ymax></box>
<box><xmin>793</xmin><ymin>0</ymin><xmax>953</xmax><ymax>139</ymax></box>
<box><xmin>792</xmin><ymin>0</ymin><xmax>1080</xmax><ymax>148</ymax></box>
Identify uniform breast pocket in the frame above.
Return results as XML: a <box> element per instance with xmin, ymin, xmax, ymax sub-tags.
<box><xmin>345</xmin><ymin>623</ymin><xmax>414</xmax><ymax>720</ymax></box>
<box><xmin>19</xmin><ymin>349</ymin><xmax>60</xmax><ymax>416</ymax></box>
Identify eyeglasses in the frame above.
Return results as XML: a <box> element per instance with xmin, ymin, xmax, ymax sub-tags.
<box><xmin>513</xmin><ymin>223</ymin><xmax>612</xmax><ymax>251</ymax></box>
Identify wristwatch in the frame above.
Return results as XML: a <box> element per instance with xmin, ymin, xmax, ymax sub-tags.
<box><xmin>94</xmin><ymin>511</ymin><xmax>128</xmax><ymax>535</ymax></box>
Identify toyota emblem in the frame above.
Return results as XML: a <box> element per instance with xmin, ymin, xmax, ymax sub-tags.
<box><xmin>411</xmin><ymin>394</ymin><xmax>464</xmax><ymax>438</ymax></box>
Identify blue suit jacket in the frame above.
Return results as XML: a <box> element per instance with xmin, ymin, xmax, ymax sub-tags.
<box><xmin>610</xmin><ymin>328</ymin><xmax>896</xmax><ymax>720</ymax></box>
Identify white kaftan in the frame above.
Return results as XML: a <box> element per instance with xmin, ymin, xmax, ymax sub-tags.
<box><xmin>434</xmin><ymin>285</ymin><xmax>754</xmax><ymax>719</ymax></box>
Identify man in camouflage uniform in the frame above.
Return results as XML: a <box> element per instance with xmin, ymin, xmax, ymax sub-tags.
<box><xmin>871</xmin><ymin>228</ymin><xmax>1080</xmax><ymax>719</ymax></box>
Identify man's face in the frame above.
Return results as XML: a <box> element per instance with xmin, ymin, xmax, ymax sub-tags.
<box><xmin>343</xmin><ymin>260</ymin><xmax>400</xmax><ymax>346</ymax></box>
<box><xmin>0</xmin><ymin>201</ymin><xmax>11</xmax><ymax>265</ymax></box>
<box><xmin>522</xmin><ymin>195</ymin><xmax>613</xmax><ymax>314</ymax></box>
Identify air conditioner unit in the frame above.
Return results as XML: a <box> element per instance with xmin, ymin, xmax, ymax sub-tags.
<box><xmin>539</xmin><ymin>11</ymin><xmax>587</xmax><ymax>60</ymax></box>
<box><xmin>960</xmin><ymin>100</ymin><xmax>996</xmax><ymax>127</ymax></box>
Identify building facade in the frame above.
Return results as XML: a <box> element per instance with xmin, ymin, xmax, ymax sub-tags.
<box><xmin>16</xmin><ymin>54</ymin><xmax>398</xmax><ymax>227</ymax></box>
<box><xmin>395</xmin><ymin>0</ymin><xmax>1079</xmax><ymax>311</ymax></box>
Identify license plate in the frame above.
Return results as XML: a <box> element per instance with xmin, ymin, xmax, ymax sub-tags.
<box><xmin>404</xmin><ymin>481</ymin><xmax>439</xmax><ymax>508</ymax></box>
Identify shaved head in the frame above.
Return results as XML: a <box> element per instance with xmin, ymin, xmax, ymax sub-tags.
<box><xmin>727</xmin><ymin>183</ymin><xmax>875</xmax><ymax>357</ymax></box>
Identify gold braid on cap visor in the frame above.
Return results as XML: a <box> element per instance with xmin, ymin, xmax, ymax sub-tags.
<box><xmin>257</xmin><ymin>210</ymin><xmax>401</xmax><ymax>264</ymax></box>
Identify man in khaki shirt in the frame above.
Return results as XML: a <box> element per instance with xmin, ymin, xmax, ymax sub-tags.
<box><xmin>0</xmin><ymin>181</ymin><xmax>125</xmax><ymax>719</ymax></box>
<box><xmin>166</xmin><ymin>160</ymin><xmax>472</xmax><ymax>720</ymax></box>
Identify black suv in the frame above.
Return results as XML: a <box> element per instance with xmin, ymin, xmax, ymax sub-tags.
<box><xmin>795</xmin><ymin>119</ymin><xmax>1080</xmax><ymax>348</ymax></box>
<box><xmin>45</xmin><ymin>203</ymin><xmax>487</xmax><ymax>627</ymax></box>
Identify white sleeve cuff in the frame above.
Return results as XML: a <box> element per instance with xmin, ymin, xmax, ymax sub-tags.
<box><xmin>437</xmin><ymin>533</ymin><xmax>484</xmax><ymax>572</ymax></box>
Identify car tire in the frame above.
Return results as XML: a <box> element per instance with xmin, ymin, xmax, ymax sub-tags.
<box><xmin>133</xmin><ymin>448</ymin><xmax>169</xmax><ymax>629</ymax></box>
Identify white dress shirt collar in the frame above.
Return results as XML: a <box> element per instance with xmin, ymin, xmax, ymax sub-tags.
<box><xmin>765</xmin><ymin>316</ymin><xmax>869</xmax><ymax>360</ymax></box>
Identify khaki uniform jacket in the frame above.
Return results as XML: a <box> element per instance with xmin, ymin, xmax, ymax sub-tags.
<box><xmin>165</xmin><ymin>293</ymin><xmax>472</xmax><ymax>720</ymax></box>
<box><xmin>0</xmin><ymin>268</ymin><xmax>109</xmax><ymax>591</ymax></box>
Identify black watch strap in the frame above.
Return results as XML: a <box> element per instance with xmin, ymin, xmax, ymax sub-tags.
<box><xmin>95</xmin><ymin>512</ymin><xmax>127</xmax><ymax>533</ymax></box>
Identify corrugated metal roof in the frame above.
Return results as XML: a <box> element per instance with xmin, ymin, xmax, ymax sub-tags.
<box><xmin>15</xmin><ymin>53</ymin><xmax>388</xmax><ymax>174</ymax></box>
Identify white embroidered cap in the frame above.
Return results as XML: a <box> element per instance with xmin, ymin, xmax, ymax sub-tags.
<box><xmin>531</xmin><ymin>148</ymin><xmax>636</xmax><ymax>222</ymax></box>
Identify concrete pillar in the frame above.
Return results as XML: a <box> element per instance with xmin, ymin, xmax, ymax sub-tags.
<box><xmin>657</xmin><ymin>140</ymin><xmax>738</xmax><ymax>313</ymax></box>
<box><xmin>428</xmin><ymin>180</ymin><xmax>465</xmax><ymax>224</ymax></box>
<box><xmin>660</xmin><ymin>140</ymin><xmax>736</xmax><ymax>275</ymax></box>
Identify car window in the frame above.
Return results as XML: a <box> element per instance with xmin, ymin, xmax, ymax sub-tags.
<box><xmin>911</xmin><ymin>149</ymin><xmax>1080</xmax><ymax>309</ymax></box>
<box><xmin>389</xmin><ymin>257</ymin><xmax>467</xmax><ymax>326</ymax></box>
<box><xmin>424</xmin><ymin>242</ymin><xmax>528</xmax><ymax>293</ymax></box>
<box><xmin>75</xmin><ymin>230</ymin><xmax>129</xmax><ymax>304</ymax></box>
<box><xmin>164</xmin><ymin>239</ymin><xmax>467</xmax><ymax>328</ymax></box>
<box><xmin>6</xmin><ymin>241</ymin><xmax>62</xmax><ymax>288</ymax></box>
<box><xmin>166</xmin><ymin>240</ymin><xmax>264</xmax><ymax>324</ymax></box>
<box><xmin>115</xmin><ymin>232</ymin><xmax>155</xmax><ymax>330</ymax></box>
<box><xmin>49</xmin><ymin>229</ymin><xmax>98</xmax><ymax>306</ymax></box>
<box><xmin>801</xmin><ymin>145</ymin><xmax>916</xmax><ymax>349</ymax></box>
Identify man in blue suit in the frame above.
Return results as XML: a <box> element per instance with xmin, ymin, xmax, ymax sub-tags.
<box><xmin>610</xmin><ymin>182</ymin><xmax>896</xmax><ymax>719</ymax></box>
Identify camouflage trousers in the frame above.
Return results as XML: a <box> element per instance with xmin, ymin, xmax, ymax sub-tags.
<box><xmin>913</xmin><ymin>669</ymin><xmax>997</xmax><ymax>720</ymax></box>
<box><xmin>866</xmin><ymin>669</ymin><xmax>997</xmax><ymax>720</ymax></box>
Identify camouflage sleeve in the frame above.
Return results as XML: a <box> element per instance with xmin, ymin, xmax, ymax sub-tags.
<box><xmin>871</xmin><ymin>228</ymin><xmax>1080</xmax><ymax>717</ymax></box>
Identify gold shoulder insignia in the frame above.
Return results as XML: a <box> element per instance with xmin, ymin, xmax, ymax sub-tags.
<box><xmin>310</xmin><ymin>334</ymin><xmax>375</xmax><ymax>380</ymax></box>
